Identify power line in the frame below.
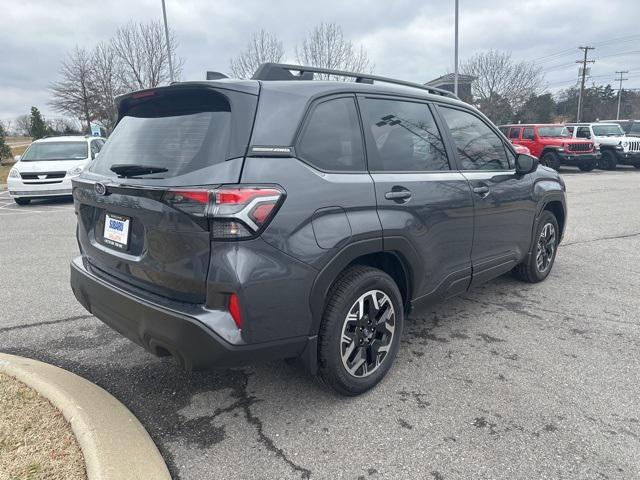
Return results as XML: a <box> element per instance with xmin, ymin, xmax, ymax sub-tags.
<box><xmin>576</xmin><ymin>46</ymin><xmax>595</xmax><ymax>122</ymax></box>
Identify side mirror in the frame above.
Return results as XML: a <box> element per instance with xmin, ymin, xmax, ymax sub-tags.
<box><xmin>14</xmin><ymin>155</ymin><xmax>21</xmax><ymax>162</ymax></box>
<box><xmin>91</xmin><ymin>152</ymin><xmax>99</xmax><ymax>160</ymax></box>
<box><xmin>515</xmin><ymin>154</ymin><xmax>538</xmax><ymax>175</ymax></box>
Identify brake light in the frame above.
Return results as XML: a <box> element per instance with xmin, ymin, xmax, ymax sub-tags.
<box><xmin>163</xmin><ymin>186</ymin><xmax>285</xmax><ymax>239</ymax></box>
<box><xmin>228</xmin><ymin>293</ymin><xmax>242</xmax><ymax>329</ymax></box>
<box><xmin>132</xmin><ymin>90</ymin><xmax>156</xmax><ymax>99</ymax></box>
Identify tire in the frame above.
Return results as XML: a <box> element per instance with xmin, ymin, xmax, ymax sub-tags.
<box><xmin>540</xmin><ymin>151</ymin><xmax>561</xmax><ymax>171</ymax></box>
<box><xmin>318</xmin><ymin>266</ymin><xmax>404</xmax><ymax>396</ymax></box>
<box><xmin>598</xmin><ymin>150</ymin><xmax>617</xmax><ymax>170</ymax></box>
<box><xmin>578</xmin><ymin>162</ymin><xmax>595</xmax><ymax>172</ymax></box>
<box><xmin>14</xmin><ymin>197</ymin><xmax>30</xmax><ymax>205</ymax></box>
<box><xmin>513</xmin><ymin>210</ymin><xmax>559</xmax><ymax>283</ymax></box>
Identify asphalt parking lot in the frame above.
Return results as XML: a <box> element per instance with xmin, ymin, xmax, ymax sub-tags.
<box><xmin>1</xmin><ymin>169</ymin><xmax>639</xmax><ymax>480</ymax></box>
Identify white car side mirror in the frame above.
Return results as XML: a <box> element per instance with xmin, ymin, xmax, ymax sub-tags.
<box><xmin>14</xmin><ymin>155</ymin><xmax>21</xmax><ymax>162</ymax></box>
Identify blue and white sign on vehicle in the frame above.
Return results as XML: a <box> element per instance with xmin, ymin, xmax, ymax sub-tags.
<box><xmin>90</xmin><ymin>124</ymin><xmax>101</xmax><ymax>137</ymax></box>
<box><xmin>103</xmin><ymin>213</ymin><xmax>130</xmax><ymax>249</ymax></box>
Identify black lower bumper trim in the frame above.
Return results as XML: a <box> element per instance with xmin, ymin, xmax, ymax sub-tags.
<box><xmin>70</xmin><ymin>257</ymin><xmax>309</xmax><ymax>370</ymax></box>
<box><xmin>558</xmin><ymin>153</ymin><xmax>599</xmax><ymax>165</ymax></box>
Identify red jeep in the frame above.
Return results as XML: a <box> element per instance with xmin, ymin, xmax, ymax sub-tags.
<box><xmin>500</xmin><ymin>124</ymin><xmax>599</xmax><ymax>171</ymax></box>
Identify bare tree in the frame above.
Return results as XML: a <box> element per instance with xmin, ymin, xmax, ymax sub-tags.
<box><xmin>229</xmin><ymin>30</ymin><xmax>284</xmax><ymax>79</ymax></box>
<box><xmin>49</xmin><ymin>46</ymin><xmax>97</xmax><ymax>132</ymax></box>
<box><xmin>111</xmin><ymin>21</ymin><xmax>183</xmax><ymax>91</ymax></box>
<box><xmin>461</xmin><ymin>50</ymin><xmax>545</xmax><ymax>113</ymax></box>
<box><xmin>15</xmin><ymin>115</ymin><xmax>31</xmax><ymax>136</ymax></box>
<box><xmin>91</xmin><ymin>42</ymin><xmax>125</xmax><ymax>132</ymax></box>
<box><xmin>295</xmin><ymin>23</ymin><xmax>373</xmax><ymax>79</ymax></box>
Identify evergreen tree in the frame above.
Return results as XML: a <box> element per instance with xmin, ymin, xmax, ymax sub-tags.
<box><xmin>29</xmin><ymin>107</ymin><xmax>48</xmax><ymax>140</ymax></box>
<box><xmin>0</xmin><ymin>123</ymin><xmax>12</xmax><ymax>162</ymax></box>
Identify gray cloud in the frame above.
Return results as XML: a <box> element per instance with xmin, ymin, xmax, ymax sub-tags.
<box><xmin>1</xmin><ymin>0</ymin><xmax>639</xmax><ymax>121</ymax></box>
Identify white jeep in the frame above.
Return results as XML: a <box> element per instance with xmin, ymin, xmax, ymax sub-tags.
<box><xmin>566</xmin><ymin>123</ymin><xmax>640</xmax><ymax>170</ymax></box>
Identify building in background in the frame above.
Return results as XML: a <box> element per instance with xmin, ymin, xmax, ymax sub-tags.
<box><xmin>425</xmin><ymin>73</ymin><xmax>476</xmax><ymax>103</ymax></box>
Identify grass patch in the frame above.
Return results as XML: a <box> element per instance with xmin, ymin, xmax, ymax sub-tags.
<box><xmin>0</xmin><ymin>163</ymin><xmax>14</xmax><ymax>185</ymax></box>
<box><xmin>11</xmin><ymin>144</ymin><xmax>28</xmax><ymax>157</ymax></box>
<box><xmin>0</xmin><ymin>372</ymin><xmax>86</xmax><ymax>480</ymax></box>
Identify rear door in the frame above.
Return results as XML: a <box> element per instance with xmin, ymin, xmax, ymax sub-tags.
<box><xmin>358</xmin><ymin>95</ymin><xmax>474</xmax><ymax>301</ymax></box>
<box><xmin>74</xmin><ymin>85</ymin><xmax>258</xmax><ymax>303</ymax></box>
<box><xmin>436</xmin><ymin>105</ymin><xmax>537</xmax><ymax>287</ymax></box>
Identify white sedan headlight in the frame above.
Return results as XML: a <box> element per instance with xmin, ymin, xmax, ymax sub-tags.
<box><xmin>67</xmin><ymin>166</ymin><xmax>84</xmax><ymax>176</ymax></box>
<box><xmin>8</xmin><ymin>168</ymin><xmax>20</xmax><ymax>179</ymax></box>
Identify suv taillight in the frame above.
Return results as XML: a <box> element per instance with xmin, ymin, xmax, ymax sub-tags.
<box><xmin>163</xmin><ymin>186</ymin><xmax>285</xmax><ymax>239</ymax></box>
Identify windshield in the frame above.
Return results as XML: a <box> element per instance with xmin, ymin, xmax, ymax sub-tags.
<box><xmin>537</xmin><ymin>126</ymin><xmax>570</xmax><ymax>138</ymax></box>
<box><xmin>21</xmin><ymin>142</ymin><xmax>88</xmax><ymax>161</ymax></box>
<box><xmin>631</xmin><ymin>123</ymin><xmax>640</xmax><ymax>135</ymax></box>
<box><xmin>593</xmin><ymin>124</ymin><xmax>625</xmax><ymax>136</ymax></box>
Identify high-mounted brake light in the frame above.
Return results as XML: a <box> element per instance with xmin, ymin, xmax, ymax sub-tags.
<box><xmin>163</xmin><ymin>186</ymin><xmax>285</xmax><ymax>239</ymax></box>
<box><xmin>132</xmin><ymin>90</ymin><xmax>156</xmax><ymax>99</ymax></box>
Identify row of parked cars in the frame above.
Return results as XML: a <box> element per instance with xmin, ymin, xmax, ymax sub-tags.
<box><xmin>498</xmin><ymin>120</ymin><xmax>640</xmax><ymax>171</ymax></box>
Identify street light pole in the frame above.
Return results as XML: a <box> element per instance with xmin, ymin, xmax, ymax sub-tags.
<box><xmin>161</xmin><ymin>0</ymin><xmax>175</xmax><ymax>84</ymax></box>
<box><xmin>454</xmin><ymin>0</ymin><xmax>459</xmax><ymax>97</ymax></box>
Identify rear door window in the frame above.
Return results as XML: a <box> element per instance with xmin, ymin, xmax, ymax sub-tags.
<box><xmin>296</xmin><ymin>96</ymin><xmax>365</xmax><ymax>172</ymax></box>
<box><xmin>360</xmin><ymin>98</ymin><xmax>449</xmax><ymax>171</ymax></box>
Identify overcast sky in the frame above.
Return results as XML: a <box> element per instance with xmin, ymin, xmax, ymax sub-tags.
<box><xmin>2</xmin><ymin>0</ymin><xmax>640</xmax><ymax>123</ymax></box>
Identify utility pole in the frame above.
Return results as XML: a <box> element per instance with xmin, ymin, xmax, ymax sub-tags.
<box><xmin>453</xmin><ymin>0</ymin><xmax>459</xmax><ymax>96</ymax></box>
<box><xmin>575</xmin><ymin>46</ymin><xmax>595</xmax><ymax>122</ymax></box>
<box><xmin>615</xmin><ymin>70</ymin><xmax>629</xmax><ymax>120</ymax></box>
<box><xmin>161</xmin><ymin>0</ymin><xmax>175</xmax><ymax>84</ymax></box>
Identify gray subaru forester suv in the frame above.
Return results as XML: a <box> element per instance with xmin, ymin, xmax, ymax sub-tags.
<box><xmin>70</xmin><ymin>63</ymin><xmax>566</xmax><ymax>395</ymax></box>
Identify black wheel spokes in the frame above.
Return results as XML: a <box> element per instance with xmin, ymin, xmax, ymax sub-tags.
<box><xmin>341</xmin><ymin>290</ymin><xmax>395</xmax><ymax>378</ymax></box>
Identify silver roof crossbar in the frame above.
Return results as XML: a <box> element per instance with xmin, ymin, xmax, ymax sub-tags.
<box><xmin>251</xmin><ymin>63</ymin><xmax>459</xmax><ymax>99</ymax></box>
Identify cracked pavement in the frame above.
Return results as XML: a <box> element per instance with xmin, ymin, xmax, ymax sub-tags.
<box><xmin>1</xmin><ymin>169</ymin><xmax>639</xmax><ymax>479</ymax></box>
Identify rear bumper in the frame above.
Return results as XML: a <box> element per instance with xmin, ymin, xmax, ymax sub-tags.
<box><xmin>70</xmin><ymin>256</ymin><xmax>310</xmax><ymax>370</ymax></box>
<box><xmin>558</xmin><ymin>152</ymin><xmax>599</xmax><ymax>166</ymax></box>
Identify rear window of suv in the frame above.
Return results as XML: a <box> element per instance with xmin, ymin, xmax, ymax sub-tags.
<box><xmin>89</xmin><ymin>89</ymin><xmax>246</xmax><ymax>180</ymax></box>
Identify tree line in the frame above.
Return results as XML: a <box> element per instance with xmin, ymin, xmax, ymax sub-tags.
<box><xmin>6</xmin><ymin>22</ymin><xmax>639</xmax><ymax>145</ymax></box>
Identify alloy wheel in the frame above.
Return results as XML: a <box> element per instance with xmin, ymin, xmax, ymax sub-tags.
<box><xmin>536</xmin><ymin>222</ymin><xmax>556</xmax><ymax>273</ymax></box>
<box><xmin>340</xmin><ymin>290</ymin><xmax>396</xmax><ymax>378</ymax></box>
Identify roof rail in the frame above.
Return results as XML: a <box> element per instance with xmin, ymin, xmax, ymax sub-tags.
<box><xmin>251</xmin><ymin>63</ymin><xmax>459</xmax><ymax>99</ymax></box>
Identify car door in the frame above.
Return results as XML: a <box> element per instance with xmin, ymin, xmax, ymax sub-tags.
<box><xmin>520</xmin><ymin>126</ymin><xmax>539</xmax><ymax>157</ymax></box>
<box><xmin>358</xmin><ymin>95</ymin><xmax>475</xmax><ymax>303</ymax></box>
<box><xmin>436</xmin><ymin>105</ymin><xmax>537</xmax><ymax>288</ymax></box>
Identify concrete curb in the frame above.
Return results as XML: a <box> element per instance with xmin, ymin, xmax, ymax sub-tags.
<box><xmin>0</xmin><ymin>353</ymin><xmax>171</xmax><ymax>480</ymax></box>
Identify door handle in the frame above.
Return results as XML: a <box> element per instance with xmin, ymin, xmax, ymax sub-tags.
<box><xmin>473</xmin><ymin>185</ymin><xmax>490</xmax><ymax>197</ymax></box>
<box><xmin>385</xmin><ymin>190</ymin><xmax>412</xmax><ymax>201</ymax></box>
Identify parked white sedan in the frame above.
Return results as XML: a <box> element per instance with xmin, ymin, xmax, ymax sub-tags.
<box><xmin>8</xmin><ymin>136</ymin><xmax>105</xmax><ymax>205</ymax></box>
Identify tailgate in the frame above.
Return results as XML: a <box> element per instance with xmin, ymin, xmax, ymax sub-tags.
<box><xmin>74</xmin><ymin>84</ymin><xmax>258</xmax><ymax>303</ymax></box>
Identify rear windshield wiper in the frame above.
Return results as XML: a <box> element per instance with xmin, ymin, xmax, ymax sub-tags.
<box><xmin>110</xmin><ymin>164</ymin><xmax>169</xmax><ymax>178</ymax></box>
